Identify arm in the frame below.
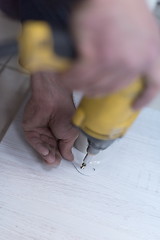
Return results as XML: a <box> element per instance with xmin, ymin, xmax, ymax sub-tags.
<box><xmin>19</xmin><ymin>0</ymin><xmax>79</xmax><ymax>165</ymax></box>
<box><xmin>61</xmin><ymin>0</ymin><xmax>160</xmax><ymax>109</ymax></box>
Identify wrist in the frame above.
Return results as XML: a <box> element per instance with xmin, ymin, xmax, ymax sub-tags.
<box><xmin>30</xmin><ymin>71</ymin><xmax>72</xmax><ymax>100</ymax></box>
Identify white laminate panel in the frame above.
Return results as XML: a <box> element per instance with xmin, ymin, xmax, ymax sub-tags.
<box><xmin>0</xmin><ymin>107</ymin><xmax>160</xmax><ymax>240</ymax></box>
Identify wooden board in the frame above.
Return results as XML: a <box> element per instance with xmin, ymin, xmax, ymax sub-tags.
<box><xmin>0</xmin><ymin>106</ymin><xmax>160</xmax><ymax>240</ymax></box>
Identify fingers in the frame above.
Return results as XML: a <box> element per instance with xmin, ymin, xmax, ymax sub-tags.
<box><xmin>50</xmin><ymin>121</ymin><xmax>79</xmax><ymax>161</ymax></box>
<box><xmin>133</xmin><ymin>81</ymin><xmax>160</xmax><ymax>110</ymax></box>
<box><xmin>60</xmin><ymin>57</ymin><xmax>139</xmax><ymax>97</ymax></box>
<box><xmin>59</xmin><ymin>134</ymin><xmax>78</xmax><ymax>161</ymax></box>
<box><xmin>23</xmin><ymin>96</ymin><xmax>62</xmax><ymax>166</ymax></box>
<box><xmin>42</xmin><ymin>144</ymin><xmax>61</xmax><ymax>167</ymax></box>
<box><xmin>24</xmin><ymin>131</ymin><xmax>61</xmax><ymax>166</ymax></box>
<box><xmin>84</xmin><ymin>72</ymin><xmax>137</xmax><ymax>97</ymax></box>
<box><xmin>133</xmin><ymin>58</ymin><xmax>160</xmax><ymax>109</ymax></box>
<box><xmin>35</xmin><ymin>142</ymin><xmax>50</xmax><ymax>156</ymax></box>
<box><xmin>60</xmin><ymin>61</ymin><xmax>104</xmax><ymax>91</ymax></box>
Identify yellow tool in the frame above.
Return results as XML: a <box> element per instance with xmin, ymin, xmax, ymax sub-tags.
<box><xmin>72</xmin><ymin>79</ymin><xmax>144</xmax><ymax>168</ymax></box>
<box><xmin>19</xmin><ymin>21</ymin><xmax>74</xmax><ymax>73</ymax></box>
<box><xmin>19</xmin><ymin>21</ymin><xmax>144</xmax><ymax>169</ymax></box>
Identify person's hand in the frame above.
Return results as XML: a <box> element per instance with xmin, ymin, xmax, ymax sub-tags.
<box><xmin>61</xmin><ymin>0</ymin><xmax>160</xmax><ymax>109</ymax></box>
<box><xmin>23</xmin><ymin>72</ymin><xmax>78</xmax><ymax>166</ymax></box>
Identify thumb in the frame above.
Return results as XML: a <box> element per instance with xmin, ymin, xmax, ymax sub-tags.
<box><xmin>50</xmin><ymin>120</ymin><xmax>79</xmax><ymax>161</ymax></box>
<box><xmin>59</xmin><ymin>136</ymin><xmax>78</xmax><ymax>161</ymax></box>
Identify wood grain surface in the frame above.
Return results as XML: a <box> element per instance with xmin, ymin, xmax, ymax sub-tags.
<box><xmin>0</xmin><ymin>106</ymin><xmax>160</xmax><ymax>240</ymax></box>
<box><xmin>0</xmin><ymin>4</ymin><xmax>160</xmax><ymax>239</ymax></box>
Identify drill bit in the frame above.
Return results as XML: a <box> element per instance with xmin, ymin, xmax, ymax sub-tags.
<box><xmin>80</xmin><ymin>152</ymin><xmax>89</xmax><ymax>169</ymax></box>
<box><xmin>80</xmin><ymin>153</ymin><xmax>88</xmax><ymax>169</ymax></box>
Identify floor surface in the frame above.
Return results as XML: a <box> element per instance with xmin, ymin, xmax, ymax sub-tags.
<box><xmin>0</xmin><ymin>12</ymin><xmax>29</xmax><ymax>140</ymax></box>
<box><xmin>1</xmin><ymin>104</ymin><xmax>160</xmax><ymax>240</ymax></box>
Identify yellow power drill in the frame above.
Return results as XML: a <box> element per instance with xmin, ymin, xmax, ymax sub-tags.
<box><xmin>19</xmin><ymin>21</ymin><xmax>144</xmax><ymax>168</ymax></box>
<box><xmin>72</xmin><ymin>79</ymin><xmax>143</xmax><ymax>168</ymax></box>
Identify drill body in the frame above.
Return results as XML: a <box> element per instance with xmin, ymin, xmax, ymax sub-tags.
<box><xmin>72</xmin><ymin>79</ymin><xmax>144</xmax><ymax>155</ymax></box>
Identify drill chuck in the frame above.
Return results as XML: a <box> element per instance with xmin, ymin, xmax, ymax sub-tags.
<box><xmin>85</xmin><ymin>133</ymin><xmax>115</xmax><ymax>155</ymax></box>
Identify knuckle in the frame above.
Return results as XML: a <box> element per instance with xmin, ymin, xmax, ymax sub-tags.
<box><xmin>67</xmin><ymin>125</ymin><xmax>79</xmax><ymax>140</ymax></box>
